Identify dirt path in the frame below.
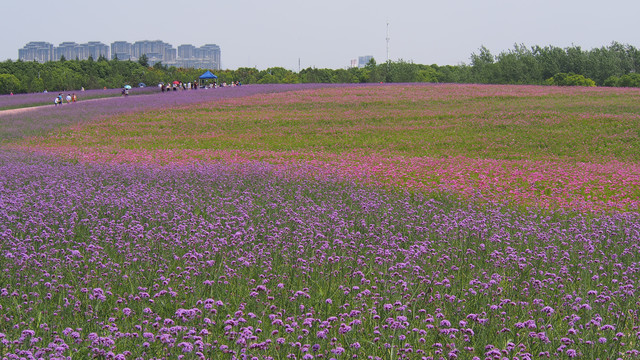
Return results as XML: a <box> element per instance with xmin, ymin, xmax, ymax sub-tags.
<box><xmin>0</xmin><ymin>104</ymin><xmax>54</xmax><ymax>116</ymax></box>
<box><xmin>0</xmin><ymin>96</ymin><xmax>119</xmax><ymax>117</ymax></box>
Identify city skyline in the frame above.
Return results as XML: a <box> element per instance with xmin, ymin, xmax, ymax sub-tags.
<box><xmin>18</xmin><ymin>40</ymin><xmax>221</xmax><ymax>70</ymax></box>
<box><xmin>1</xmin><ymin>0</ymin><xmax>639</xmax><ymax>70</ymax></box>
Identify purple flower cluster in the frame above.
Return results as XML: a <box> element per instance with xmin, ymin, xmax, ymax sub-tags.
<box><xmin>1</xmin><ymin>150</ymin><xmax>639</xmax><ymax>358</ymax></box>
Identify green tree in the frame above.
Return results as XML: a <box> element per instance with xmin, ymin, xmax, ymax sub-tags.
<box><xmin>432</xmin><ymin>64</ymin><xmax>471</xmax><ymax>83</ymax></box>
<box><xmin>495</xmin><ymin>44</ymin><xmax>542</xmax><ymax>84</ymax></box>
<box><xmin>603</xmin><ymin>76</ymin><xmax>619</xmax><ymax>87</ymax></box>
<box><xmin>546</xmin><ymin>72</ymin><xmax>596</xmax><ymax>87</ymax></box>
<box><xmin>153</xmin><ymin>61</ymin><xmax>167</xmax><ymax>71</ymax></box>
<box><xmin>281</xmin><ymin>72</ymin><xmax>300</xmax><ymax>84</ymax></box>
<box><xmin>0</xmin><ymin>73</ymin><xmax>21</xmax><ymax>94</ymax></box>
<box><xmin>299</xmin><ymin>67</ymin><xmax>334</xmax><ymax>83</ymax></box>
<box><xmin>617</xmin><ymin>73</ymin><xmax>640</xmax><ymax>87</ymax></box>
<box><xmin>387</xmin><ymin>59</ymin><xmax>420</xmax><ymax>83</ymax></box>
<box><xmin>415</xmin><ymin>65</ymin><xmax>438</xmax><ymax>82</ymax></box>
<box><xmin>138</xmin><ymin>54</ymin><xmax>149</xmax><ymax>67</ymax></box>
<box><xmin>565</xmin><ymin>46</ymin><xmax>587</xmax><ymax>76</ymax></box>
<box><xmin>470</xmin><ymin>46</ymin><xmax>497</xmax><ymax>83</ymax></box>
<box><xmin>333</xmin><ymin>68</ymin><xmax>357</xmax><ymax>83</ymax></box>
<box><xmin>364</xmin><ymin>58</ymin><xmax>384</xmax><ymax>83</ymax></box>
<box><xmin>29</xmin><ymin>77</ymin><xmax>45</xmax><ymax>93</ymax></box>
<box><xmin>532</xmin><ymin>45</ymin><xmax>565</xmax><ymax>80</ymax></box>
<box><xmin>257</xmin><ymin>73</ymin><xmax>276</xmax><ymax>84</ymax></box>
<box><xmin>142</xmin><ymin>68</ymin><xmax>164</xmax><ymax>87</ymax></box>
<box><xmin>257</xmin><ymin>67</ymin><xmax>297</xmax><ymax>83</ymax></box>
<box><xmin>235</xmin><ymin>67</ymin><xmax>259</xmax><ymax>84</ymax></box>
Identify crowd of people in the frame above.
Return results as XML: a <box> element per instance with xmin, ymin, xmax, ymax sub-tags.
<box><xmin>46</xmin><ymin>79</ymin><xmax>242</xmax><ymax>106</ymax></box>
<box><xmin>54</xmin><ymin>93</ymin><xmax>77</xmax><ymax>106</ymax></box>
<box><xmin>159</xmin><ymin>80</ymin><xmax>241</xmax><ymax>93</ymax></box>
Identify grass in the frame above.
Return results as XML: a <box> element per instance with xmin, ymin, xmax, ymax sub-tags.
<box><xmin>19</xmin><ymin>84</ymin><xmax>640</xmax><ymax>163</ymax></box>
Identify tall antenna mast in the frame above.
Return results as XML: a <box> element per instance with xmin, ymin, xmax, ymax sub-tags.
<box><xmin>386</xmin><ymin>21</ymin><xmax>390</xmax><ymax>62</ymax></box>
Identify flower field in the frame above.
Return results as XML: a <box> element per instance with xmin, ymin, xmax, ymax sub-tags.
<box><xmin>0</xmin><ymin>87</ymin><xmax>158</xmax><ymax>111</ymax></box>
<box><xmin>11</xmin><ymin>83</ymin><xmax>640</xmax><ymax>212</ymax></box>
<box><xmin>0</xmin><ymin>84</ymin><xmax>339</xmax><ymax>143</ymax></box>
<box><xmin>2</xmin><ymin>84</ymin><xmax>640</xmax><ymax>359</ymax></box>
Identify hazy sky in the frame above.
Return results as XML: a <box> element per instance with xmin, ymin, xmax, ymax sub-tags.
<box><xmin>2</xmin><ymin>0</ymin><xmax>638</xmax><ymax>70</ymax></box>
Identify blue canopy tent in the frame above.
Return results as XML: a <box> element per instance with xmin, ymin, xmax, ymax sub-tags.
<box><xmin>199</xmin><ymin>70</ymin><xmax>218</xmax><ymax>87</ymax></box>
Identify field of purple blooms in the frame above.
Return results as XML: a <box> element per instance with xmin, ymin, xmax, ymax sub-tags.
<box><xmin>2</xmin><ymin>84</ymin><xmax>640</xmax><ymax>360</ymax></box>
<box><xmin>0</xmin><ymin>84</ymin><xmax>343</xmax><ymax>143</ymax></box>
<box><xmin>1</xmin><ymin>150</ymin><xmax>640</xmax><ymax>359</ymax></box>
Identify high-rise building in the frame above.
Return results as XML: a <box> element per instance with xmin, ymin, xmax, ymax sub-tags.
<box><xmin>178</xmin><ymin>44</ymin><xmax>196</xmax><ymax>59</ymax></box>
<box><xmin>55</xmin><ymin>42</ymin><xmax>80</xmax><ymax>60</ymax></box>
<box><xmin>358</xmin><ymin>55</ymin><xmax>373</xmax><ymax>68</ymax></box>
<box><xmin>164</xmin><ymin>47</ymin><xmax>177</xmax><ymax>63</ymax></box>
<box><xmin>111</xmin><ymin>41</ymin><xmax>132</xmax><ymax>60</ymax></box>
<box><xmin>132</xmin><ymin>41</ymin><xmax>169</xmax><ymax>59</ymax></box>
<box><xmin>47</xmin><ymin>42</ymin><xmax>110</xmax><ymax>61</ymax></box>
<box><xmin>184</xmin><ymin>44</ymin><xmax>220</xmax><ymax>70</ymax></box>
<box><xmin>198</xmin><ymin>44</ymin><xmax>221</xmax><ymax>65</ymax></box>
<box><xmin>175</xmin><ymin>43</ymin><xmax>220</xmax><ymax>69</ymax></box>
<box><xmin>18</xmin><ymin>42</ymin><xmax>54</xmax><ymax>63</ymax></box>
<box><xmin>18</xmin><ymin>40</ymin><xmax>220</xmax><ymax>69</ymax></box>
<box><xmin>85</xmin><ymin>42</ymin><xmax>110</xmax><ymax>60</ymax></box>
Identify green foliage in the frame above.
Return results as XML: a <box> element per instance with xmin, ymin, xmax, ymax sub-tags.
<box><xmin>234</xmin><ymin>67</ymin><xmax>259</xmax><ymax>83</ymax></box>
<box><xmin>386</xmin><ymin>59</ymin><xmax>421</xmax><ymax>83</ymax></box>
<box><xmin>545</xmin><ymin>72</ymin><xmax>596</xmax><ymax>87</ymax></box>
<box><xmin>603</xmin><ymin>76</ymin><xmax>619</xmax><ymax>87</ymax></box>
<box><xmin>138</xmin><ymin>54</ymin><xmax>149</xmax><ymax>67</ymax></box>
<box><xmin>605</xmin><ymin>73</ymin><xmax>640</xmax><ymax>88</ymax></box>
<box><xmin>617</xmin><ymin>73</ymin><xmax>640</xmax><ymax>87</ymax></box>
<box><xmin>333</xmin><ymin>69</ymin><xmax>358</xmax><ymax>83</ymax></box>
<box><xmin>0</xmin><ymin>73</ymin><xmax>21</xmax><ymax>93</ymax></box>
<box><xmin>495</xmin><ymin>44</ymin><xmax>542</xmax><ymax>84</ymax></box>
<box><xmin>152</xmin><ymin>61</ymin><xmax>167</xmax><ymax>71</ymax></box>
<box><xmin>432</xmin><ymin>64</ymin><xmax>471</xmax><ymax>83</ymax></box>
<box><xmin>470</xmin><ymin>45</ymin><xmax>497</xmax><ymax>83</ymax></box>
<box><xmin>141</xmin><ymin>68</ymin><xmax>164</xmax><ymax>87</ymax></box>
<box><xmin>366</xmin><ymin>62</ymin><xmax>386</xmax><ymax>83</ymax></box>
<box><xmin>256</xmin><ymin>67</ymin><xmax>299</xmax><ymax>84</ymax></box>
<box><xmin>366</xmin><ymin>57</ymin><xmax>376</xmax><ymax>67</ymax></box>
<box><xmin>257</xmin><ymin>73</ymin><xmax>276</xmax><ymax>84</ymax></box>
<box><xmin>485</xmin><ymin>42</ymin><xmax>640</xmax><ymax>86</ymax></box>
<box><xmin>417</xmin><ymin>66</ymin><xmax>438</xmax><ymax>82</ymax></box>
<box><xmin>29</xmin><ymin>77</ymin><xmax>45</xmax><ymax>93</ymax></box>
<box><xmin>299</xmin><ymin>67</ymin><xmax>335</xmax><ymax>83</ymax></box>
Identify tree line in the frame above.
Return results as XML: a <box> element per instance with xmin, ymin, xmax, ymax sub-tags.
<box><xmin>2</xmin><ymin>42</ymin><xmax>640</xmax><ymax>95</ymax></box>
